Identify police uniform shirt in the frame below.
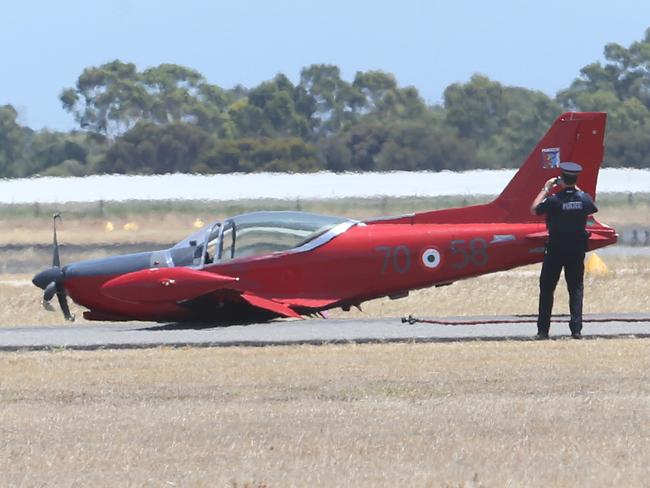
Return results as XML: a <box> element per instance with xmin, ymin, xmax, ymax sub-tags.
<box><xmin>535</xmin><ymin>188</ymin><xmax>598</xmax><ymax>245</ymax></box>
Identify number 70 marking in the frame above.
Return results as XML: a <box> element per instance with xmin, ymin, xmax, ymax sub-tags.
<box><xmin>375</xmin><ymin>245</ymin><xmax>411</xmax><ymax>274</ymax></box>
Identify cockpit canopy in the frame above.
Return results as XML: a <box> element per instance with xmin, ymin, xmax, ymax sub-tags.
<box><xmin>172</xmin><ymin>211</ymin><xmax>356</xmax><ymax>267</ymax></box>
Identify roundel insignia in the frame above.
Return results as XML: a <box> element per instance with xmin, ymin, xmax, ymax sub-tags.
<box><xmin>421</xmin><ymin>248</ymin><xmax>441</xmax><ymax>269</ymax></box>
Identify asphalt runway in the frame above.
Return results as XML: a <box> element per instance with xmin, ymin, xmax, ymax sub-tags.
<box><xmin>1</xmin><ymin>313</ymin><xmax>649</xmax><ymax>351</ymax></box>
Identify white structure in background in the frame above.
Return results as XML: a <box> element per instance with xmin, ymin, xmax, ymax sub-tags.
<box><xmin>0</xmin><ymin>168</ymin><xmax>648</xmax><ymax>204</ymax></box>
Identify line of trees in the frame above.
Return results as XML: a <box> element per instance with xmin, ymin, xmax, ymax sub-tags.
<box><xmin>2</xmin><ymin>28</ymin><xmax>650</xmax><ymax>178</ymax></box>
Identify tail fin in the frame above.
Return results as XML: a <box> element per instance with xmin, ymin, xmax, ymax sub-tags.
<box><xmin>413</xmin><ymin>112</ymin><xmax>607</xmax><ymax>224</ymax></box>
<box><xmin>492</xmin><ymin>112</ymin><xmax>606</xmax><ymax>222</ymax></box>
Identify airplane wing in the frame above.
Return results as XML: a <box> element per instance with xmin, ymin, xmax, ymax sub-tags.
<box><xmin>101</xmin><ymin>267</ymin><xmax>239</xmax><ymax>304</ymax></box>
<box><xmin>101</xmin><ymin>267</ymin><xmax>339</xmax><ymax>320</ymax></box>
<box><xmin>240</xmin><ymin>293</ymin><xmax>303</xmax><ymax>319</ymax></box>
<box><xmin>273</xmin><ymin>297</ymin><xmax>340</xmax><ymax>308</ymax></box>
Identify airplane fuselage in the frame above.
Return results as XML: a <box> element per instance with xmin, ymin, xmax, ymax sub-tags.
<box><xmin>61</xmin><ymin>219</ymin><xmax>616</xmax><ymax>323</ymax></box>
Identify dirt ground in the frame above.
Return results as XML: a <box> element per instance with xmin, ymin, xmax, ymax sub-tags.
<box><xmin>0</xmin><ymin>341</ymin><xmax>648</xmax><ymax>487</ymax></box>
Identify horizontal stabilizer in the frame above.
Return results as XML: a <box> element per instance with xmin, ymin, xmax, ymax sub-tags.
<box><xmin>589</xmin><ymin>232</ymin><xmax>615</xmax><ymax>241</ymax></box>
<box><xmin>101</xmin><ymin>267</ymin><xmax>238</xmax><ymax>304</ymax></box>
<box><xmin>525</xmin><ymin>220</ymin><xmax>617</xmax><ymax>250</ymax></box>
<box><xmin>525</xmin><ymin>231</ymin><xmax>549</xmax><ymax>242</ymax></box>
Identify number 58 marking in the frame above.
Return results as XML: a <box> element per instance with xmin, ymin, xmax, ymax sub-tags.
<box><xmin>450</xmin><ymin>238</ymin><xmax>488</xmax><ymax>269</ymax></box>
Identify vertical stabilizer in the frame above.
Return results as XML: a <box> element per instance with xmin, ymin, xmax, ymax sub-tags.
<box><xmin>492</xmin><ymin>112</ymin><xmax>606</xmax><ymax>222</ymax></box>
<box><xmin>410</xmin><ymin>112</ymin><xmax>607</xmax><ymax>224</ymax></box>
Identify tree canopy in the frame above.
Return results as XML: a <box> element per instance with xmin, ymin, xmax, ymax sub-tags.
<box><xmin>558</xmin><ymin>27</ymin><xmax>650</xmax><ymax>166</ymax></box>
<box><xmin>2</xmin><ymin>28</ymin><xmax>650</xmax><ymax>178</ymax></box>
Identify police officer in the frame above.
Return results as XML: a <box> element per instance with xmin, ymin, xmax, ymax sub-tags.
<box><xmin>530</xmin><ymin>162</ymin><xmax>598</xmax><ymax>339</ymax></box>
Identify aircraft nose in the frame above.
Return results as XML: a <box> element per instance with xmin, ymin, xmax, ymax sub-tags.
<box><xmin>32</xmin><ymin>267</ymin><xmax>63</xmax><ymax>290</ymax></box>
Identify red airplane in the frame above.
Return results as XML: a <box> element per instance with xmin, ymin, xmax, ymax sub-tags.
<box><xmin>33</xmin><ymin>112</ymin><xmax>617</xmax><ymax>324</ymax></box>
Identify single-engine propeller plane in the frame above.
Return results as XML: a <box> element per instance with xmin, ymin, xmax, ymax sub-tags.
<box><xmin>33</xmin><ymin>112</ymin><xmax>617</xmax><ymax>324</ymax></box>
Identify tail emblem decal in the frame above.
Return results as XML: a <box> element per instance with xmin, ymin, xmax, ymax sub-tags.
<box><xmin>541</xmin><ymin>147</ymin><xmax>560</xmax><ymax>169</ymax></box>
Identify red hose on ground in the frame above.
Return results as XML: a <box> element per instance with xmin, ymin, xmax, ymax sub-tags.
<box><xmin>401</xmin><ymin>314</ymin><xmax>650</xmax><ymax>326</ymax></box>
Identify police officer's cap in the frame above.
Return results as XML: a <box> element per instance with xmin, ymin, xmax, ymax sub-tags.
<box><xmin>559</xmin><ymin>162</ymin><xmax>583</xmax><ymax>175</ymax></box>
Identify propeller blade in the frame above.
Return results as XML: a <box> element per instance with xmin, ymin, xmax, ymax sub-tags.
<box><xmin>43</xmin><ymin>281</ymin><xmax>58</xmax><ymax>302</ymax></box>
<box><xmin>52</xmin><ymin>213</ymin><xmax>61</xmax><ymax>268</ymax></box>
<box><xmin>57</xmin><ymin>291</ymin><xmax>75</xmax><ymax>322</ymax></box>
<box><xmin>34</xmin><ymin>213</ymin><xmax>72</xmax><ymax>321</ymax></box>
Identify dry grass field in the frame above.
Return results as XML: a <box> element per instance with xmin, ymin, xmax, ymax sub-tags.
<box><xmin>0</xmin><ymin>213</ymin><xmax>197</xmax><ymax>247</ymax></box>
<box><xmin>331</xmin><ymin>255</ymin><xmax>650</xmax><ymax>320</ymax></box>
<box><xmin>0</xmin><ymin>198</ymin><xmax>461</xmax><ymax>246</ymax></box>
<box><xmin>0</xmin><ymin>195</ymin><xmax>647</xmax><ymax>247</ymax></box>
<box><xmin>1</xmin><ymin>199</ymin><xmax>648</xmax><ymax>487</ymax></box>
<box><xmin>0</xmin><ymin>341</ymin><xmax>648</xmax><ymax>487</ymax></box>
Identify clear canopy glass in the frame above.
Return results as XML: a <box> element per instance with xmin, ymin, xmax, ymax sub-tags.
<box><xmin>173</xmin><ymin>211</ymin><xmax>356</xmax><ymax>267</ymax></box>
<box><xmin>212</xmin><ymin>211</ymin><xmax>354</xmax><ymax>262</ymax></box>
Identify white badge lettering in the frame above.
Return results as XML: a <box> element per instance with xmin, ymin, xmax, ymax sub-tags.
<box><xmin>562</xmin><ymin>201</ymin><xmax>583</xmax><ymax>210</ymax></box>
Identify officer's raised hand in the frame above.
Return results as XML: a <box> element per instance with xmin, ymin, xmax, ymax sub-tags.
<box><xmin>543</xmin><ymin>177</ymin><xmax>561</xmax><ymax>193</ymax></box>
<box><xmin>531</xmin><ymin>177</ymin><xmax>560</xmax><ymax>214</ymax></box>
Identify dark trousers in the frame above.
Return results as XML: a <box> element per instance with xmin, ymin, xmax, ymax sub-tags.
<box><xmin>537</xmin><ymin>245</ymin><xmax>585</xmax><ymax>335</ymax></box>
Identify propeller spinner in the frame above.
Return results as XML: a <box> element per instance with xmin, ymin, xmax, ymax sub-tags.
<box><xmin>31</xmin><ymin>214</ymin><xmax>75</xmax><ymax>321</ymax></box>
